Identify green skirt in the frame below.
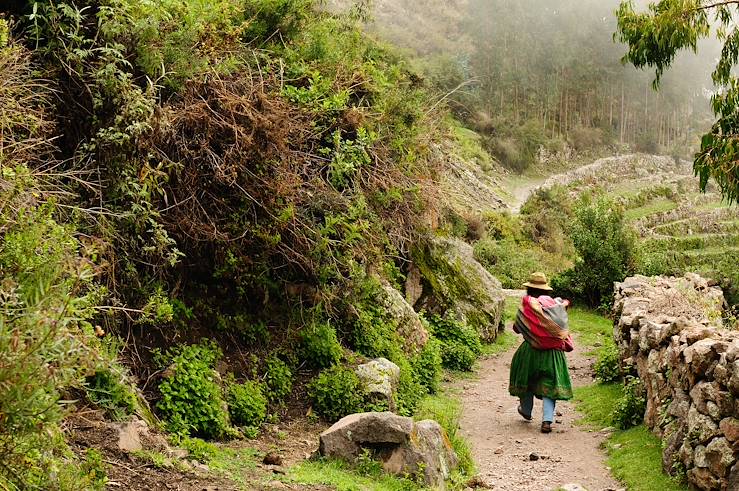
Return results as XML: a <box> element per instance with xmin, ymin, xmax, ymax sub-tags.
<box><xmin>509</xmin><ymin>341</ymin><xmax>573</xmax><ymax>400</ymax></box>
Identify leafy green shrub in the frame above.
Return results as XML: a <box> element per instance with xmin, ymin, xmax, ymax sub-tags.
<box><xmin>428</xmin><ymin>314</ymin><xmax>482</xmax><ymax>372</ymax></box>
<box><xmin>216</xmin><ymin>314</ymin><xmax>271</xmax><ymax>344</ymax></box>
<box><xmin>482</xmin><ymin>211</ymin><xmax>524</xmax><ymax>241</ymax></box>
<box><xmin>395</xmin><ymin>355</ymin><xmax>424</xmax><ymax>416</ymax></box>
<box><xmin>520</xmin><ymin>184</ymin><xmax>575</xmax><ymax>255</ymax></box>
<box><xmin>351</xmin><ymin>301</ymin><xmax>406</xmax><ymax>359</ymax></box>
<box><xmin>355</xmin><ymin>448</ymin><xmax>385</xmax><ymax>477</ymax></box>
<box><xmin>242</xmin><ymin>0</ymin><xmax>313</xmax><ymax>41</ymax></box>
<box><xmin>156</xmin><ymin>342</ymin><xmax>231</xmax><ymax>439</ymax></box>
<box><xmin>553</xmin><ymin>197</ymin><xmax>639</xmax><ymax>307</ymax></box>
<box><xmin>429</xmin><ymin>314</ymin><xmax>482</xmax><ymax>355</ymax></box>
<box><xmin>411</xmin><ymin>338</ymin><xmax>443</xmax><ymax>394</ymax></box>
<box><xmin>308</xmin><ymin>365</ymin><xmax>366</xmax><ymax>422</ymax></box>
<box><xmin>440</xmin><ymin>341</ymin><xmax>477</xmax><ymax>371</ymax></box>
<box><xmin>85</xmin><ymin>369</ymin><xmax>138</xmax><ymax>421</ymax></box>
<box><xmin>79</xmin><ymin>449</ymin><xmax>108</xmax><ymax>490</ymax></box>
<box><xmin>593</xmin><ymin>344</ymin><xmax>621</xmax><ymax>383</ymax></box>
<box><xmin>227</xmin><ymin>380</ymin><xmax>267</xmax><ymax>429</ymax></box>
<box><xmin>0</xmin><ymin>192</ymin><xmax>104</xmax><ymax>488</ymax></box>
<box><xmin>177</xmin><ymin>437</ymin><xmax>219</xmax><ymax>463</ymax></box>
<box><xmin>613</xmin><ymin>377</ymin><xmax>646</xmax><ymax>430</ymax></box>
<box><xmin>301</xmin><ymin>322</ymin><xmax>343</xmax><ymax>369</ymax></box>
<box><xmin>264</xmin><ymin>356</ymin><xmax>293</xmax><ymax>403</ymax></box>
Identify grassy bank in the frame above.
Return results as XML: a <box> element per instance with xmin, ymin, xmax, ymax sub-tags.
<box><xmin>279</xmin><ymin>326</ymin><xmax>519</xmax><ymax>490</ymax></box>
<box><xmin>573</xmin><ymin>384</ymin><xmax>687</xmax><ymax>491</ymax></box>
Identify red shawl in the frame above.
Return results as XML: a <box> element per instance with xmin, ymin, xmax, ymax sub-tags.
<box><xmin>513</xmin><ymin>295</ymin><xmax>574</xmax><ymax>352</ymax></box>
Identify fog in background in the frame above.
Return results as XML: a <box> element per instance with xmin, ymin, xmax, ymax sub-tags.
<box><xmin>330</xmin><ymin>0</ymin><xmax>722</xmax><ymax>163</ymax></box>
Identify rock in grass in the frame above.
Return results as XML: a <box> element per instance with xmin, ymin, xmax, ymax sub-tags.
<box><xmin>355</xmin><ymin>358</ymin><xmax>400</xmax><ymax>412</ymax></box>
<box><xmin>379</xmin><ymin>281</ymin><xmax>430</xmax><ymax>354</ymax></box>
<box><xmin>413</xmin><ymin>237</ymin><xmax>505</xmax><ymax>342</ymax></box>
<box><xmin>319</xmin><ymin>412</ymin><xmax>458</xmax><ymax>487</ymax></box>
<box><xmin>262</xmin><ymin>452</ymin><xmax>283</xmax><ymax>466</ymax></box>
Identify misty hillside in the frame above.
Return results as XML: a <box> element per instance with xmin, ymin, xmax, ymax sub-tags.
<box><xmin>1</xmin><ymin>1</ymin><xmax>737</xmax><ymax>491</ymax></box>
<box><xmin>331</xmin><ymin>0</ymin><xmax>719</xmax><ymax>172</ymax></box>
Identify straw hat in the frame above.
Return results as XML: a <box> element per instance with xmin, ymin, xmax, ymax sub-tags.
<box><xmin>522</xmin><ymin>272</ymin><xmax>553</xmax><ymax>291</ymax></box>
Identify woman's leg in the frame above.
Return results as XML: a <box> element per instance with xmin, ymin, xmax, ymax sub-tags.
<box><xmin>542</xmin><ymin>397</ymin><xmax>556</xmax><ymax>423</ymax></box>
<box><xmin>519</xmin><ymin>392</ymin><xmax>534</xmax><ymax>419</ymax></box>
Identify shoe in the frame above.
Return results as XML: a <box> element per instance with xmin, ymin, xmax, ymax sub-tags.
<box><xmin>517</xmin><ymin>405</ymin><xmax>532</xmax><ymax>421</ymax></box>
<box><xmin>541</xmin><ymin>422</ymin><xmax>552</xmax><ymax>433</ymax></box>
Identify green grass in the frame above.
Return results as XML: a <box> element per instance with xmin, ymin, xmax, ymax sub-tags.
<box><xmin>285</xmin><ymin>459</ymin><xmax>423</xmax><ymax>491</ymax></box>
<box><xmin>695</xmin><ymin>200</ymin><xmax>732</xmax><ymax>211</ymax></box>
<box><xmin>568</xmin><ymin>307</ymin><xmax>613</xmax><ymax>353</ymax></box>
<box><xmin>682</xmin><ymin>245</ymin><xmax>739</xmax><ymax>256</ymax></box>
<box><xmin>607</xmin><ymin>427</ymin><xmax>687</xmax><ymax>491</ymax></box>
<box><xmin>574</xmin><ymin>384</ymin><xmax>688</xmax><ymax>491</ymax></box>
<box><xmin>285</xmin><ymin>458</ymin><xmax>423</xmax><ymax>491</ymax></box>
<box><xmin>481</xmin><ymin>329</ymin><xmax>518</xmax><ymax>357</ymax></box>
<box><xmin>624</xmin><ymin>199</ymin><xmax>677</xmax><ymax>220</ymax></box>
<box><xmin>206</xmin><ymin>445</ymin><xmax>260</xmax><ymax>486</ymax></box>
<box><xmin>174</xmin><ymin>438</ymin><xmax>259</xmax><ymax>488</ymax></box>
<box><xmin>573</xmin><ymin>383</ymin><xmax>623</xmax><ymax>427</ymax></box>
<box><xmin>415</xmin><ymin>390</ymin><xmax>474</xmax><ymax>477</ymax></box>
<box><xmin>503</xmin><ymin>296</ymin><xmax>520</xmax><ymax>322</ymax></box>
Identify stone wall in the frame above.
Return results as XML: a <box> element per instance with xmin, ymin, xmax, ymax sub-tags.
<box><xmin>613</xmin><ymin>274</ymin><xmax>738</xmax><ymax>490</ymax></box>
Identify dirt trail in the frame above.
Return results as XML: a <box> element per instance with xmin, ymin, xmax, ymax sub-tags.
<box><xmin>458</xmin><ymin>330</ymin><xmax>621</xmax><ymax>491</ymax></box>
<box><xmin>507</xmin><ymin>154</ymin><xmax>649</xmax><ymax>213</ymax></box>
<box><xmin>509</xmin><ymin>178</ymin><xmax>546</xmax><ymax>213</ymax></box>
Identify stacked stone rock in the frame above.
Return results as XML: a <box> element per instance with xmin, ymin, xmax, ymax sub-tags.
<box><xmin>613</xmin><ymin>274</ymin><xmax>738</xmax><ymax>491</ymax></box>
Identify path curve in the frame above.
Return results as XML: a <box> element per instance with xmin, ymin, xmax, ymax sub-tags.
<box><xmin>458</xmin><ymin>330</ymin><xmax>620</xmax><ymax>491</ymax></box>
<box><xmin>508</xmin><ymin>154</ymin><xmax>650</xmax><ymax>213</ymax></box>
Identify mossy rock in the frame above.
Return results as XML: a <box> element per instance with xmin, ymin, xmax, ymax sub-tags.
<box><xmin>378</xmin><ymin>280</ymin><xmax>429</xmax><ymax>355</ymax></box>
<box><xmin>413</xmin><ymin>237</ymin><xmax>505</xmax><ymax>342</ymax></box>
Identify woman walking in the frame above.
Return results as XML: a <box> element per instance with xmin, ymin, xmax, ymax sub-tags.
<box><xmin>509</xmin><ymin>272</ymin><xmax>574</xmax><ymax>433</ymax></box>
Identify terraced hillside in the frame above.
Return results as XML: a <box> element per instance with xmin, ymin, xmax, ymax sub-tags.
<box><xmin>542</xmin><ymin>154</ymin><xmax>739</xmax><ymax>304</ymax></box>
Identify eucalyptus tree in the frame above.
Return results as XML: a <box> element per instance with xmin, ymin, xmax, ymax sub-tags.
<box><xmin>617</xmin><ymin>0</ymin><xmax>739</xmax><ymax>202</ymax></box>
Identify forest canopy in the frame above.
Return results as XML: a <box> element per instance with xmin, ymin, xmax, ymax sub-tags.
<box><xmin>334</xmin><ymin>0</ymin><xmax>720</xmax><ymax>172</ymax></box>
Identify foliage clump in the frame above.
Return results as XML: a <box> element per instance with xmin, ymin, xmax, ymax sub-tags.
<box><xmin>301</xmin><ymin>322</ymin><xmax>343</xmax><ymax>369</ymax></box>
<box><xmin>156</xmin><ymin>342</ymin><xmax>232</xmax><ymax>439</ymax></box>
<box><xmin>411</xmin><ymin>338</ymin><xmax>443</xmax><ymax>394</ymax></box>
<box><xmin>85</xmin><ymin>369</ymin><xmax>139</xmax><ymax>421</ymax></box>
<box><xmin>593</xmin><ymin>344</ymin><xmax>621</xmax><ymax>383</ymax></box>
<box><xmin>264</xmin><ymin>355</ymin><xmax>294</xmax><ymax>404</ymax></box>
<box><xmin>226</xmin><ymin>380</ymin><xmax>268</xmax><ymax>430</ymax></box>
<box><xmin>553</xmin><ymin>197</ymin><xmax>639</xmax><ymax>308</ymax></box>
<box><xmin>427</xmin><ymin>314</ymin><xmax>482</xmax><ymax>372</ymax></box>
<box><xmin>612</xmin><ymin>377</ymin><xmax>647</xmax><ymax>430</ymax></box>
<box><xmin>0</xmin><ymin>171</ymin><xmax>111</xmax><ymax>488</ymax></box>
<box><xmin>308</xmin><ymin>365</ymin><xmax>366</xmax><ymax>422</ymax></box>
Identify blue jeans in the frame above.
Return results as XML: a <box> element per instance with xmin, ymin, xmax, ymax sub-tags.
<box><xmin>520</xmin><ymin>392</ymin><xmax>556</xmax><ymax>423</ymax></box>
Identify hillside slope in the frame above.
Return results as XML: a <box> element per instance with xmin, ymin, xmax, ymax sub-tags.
<box><xmin>0</xmin><ymin>2</ymin><xmax>511</xmax><ymax>489</ymax></box>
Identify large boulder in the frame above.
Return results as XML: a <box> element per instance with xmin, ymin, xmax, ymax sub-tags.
<box><xmin>319</xmin><ymin>412</ymin><xmax>459</xmax><ymax>488</ymax></box>
<box><xmin>355</xmin><ymin>358</ymin><xmax>400</xmax><ymax>411</ymax></box>
<box><xmin>378</xmin><ymin>281</ymin><xmax>429</xmax><ymax>354</ymax></box>
<box><xmin>413</xmin><ymin>237</ymin><xmax>505</xmax><ymax>342</ymax></box>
